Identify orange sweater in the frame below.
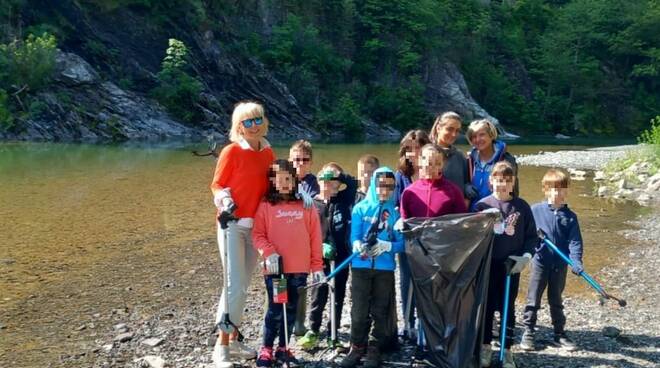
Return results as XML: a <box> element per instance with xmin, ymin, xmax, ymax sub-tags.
<box><xmin>252</xmin><ymin>200</ymin><xmax>323</xmax><ymax>274</ymax></box>
<box><xmin>210</xmin><ymin>141</ymin><xmax>275</xmax><ymax>219</ymax></box>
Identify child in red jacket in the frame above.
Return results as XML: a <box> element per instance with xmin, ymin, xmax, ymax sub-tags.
<box><xmin>252</xmin><ymin>159</ymin><xmax>324</xmax><ymax>367</ymax></box>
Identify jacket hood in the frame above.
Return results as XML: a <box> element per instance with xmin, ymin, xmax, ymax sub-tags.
<box><xmin>469</xmin><ymin>140</ymin><xmax>507</xmax><ymax>165</ymax></box>
<box><xmin>365</xmin><ymin>166</ymin><xmax>397</xmax><ymax>207</ymax></box>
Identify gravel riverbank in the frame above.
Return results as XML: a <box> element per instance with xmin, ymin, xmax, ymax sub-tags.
<box><xmin>516</xmin><ymin>145</ymin><xmax>637</xmax><ymax>171</ymax></box>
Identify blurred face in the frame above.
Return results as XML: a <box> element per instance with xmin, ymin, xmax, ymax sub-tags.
<box><xmin>376</xmin><ymin>175</ymin><xmax>396</xmax><ymax>202</ymax></box>
<box><xmin>319</xmin><ymin>169</ymin><xmax>341</xmax><ymax>200</ymax></box>
<box><xmin>403</xmin><ymin>141</ymin><xmax>422</xmax><ymax>168</ymax></box>
<box><xmin>436</xmin><ymin>119</ymin><xmax>461</xmax><ymax>147</ymax></box>
<box><xmin>289</xmin><ymin>148</ymin><xmax>312</xmax><ymax>178</ymax></box>
<box><xmin>239</xmin><ymin>115</ymin><xmax>267</xmax><ymax>141</ymax></box>
<box><xmin>490</xmin><ymin>174</ymin><xmax>515</xmax><ymax>200</ymax></box>
<box><xmin>418</xmin><ymin>147</ymin><xmax>444</xmax><ymax>180</ymax></box>
<box><xmin>471</xmin><ymin>128</ymin><xmax>494</xmax><ymax>152</ymax></box>
<box><xmin>357</xmin><ymin>162</ymin><xmax>376</xmax><ymax>190</ymax></box>
<box><xmin>271</xmin><ymin>166</ymin><xmax>295</xmax><ymax>195</ymax></box>
<box><xmin>545</xmin><ymin>186</ymin><xmax>569</xmax><ymax>207</ymax></box>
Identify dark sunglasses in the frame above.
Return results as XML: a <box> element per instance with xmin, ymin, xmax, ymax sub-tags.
<box><xmin>377</xmin><ymin>184</ymin><xmax>396</xmax><ymax>190</ymax></box>
<box><xmin>292</xmin><ymin>157</ymin><xmax>311</xmax><ymax>163</ymax></box>
<box><xmin>242</xmin><ymin>117</ymin><xmax>264</xmax><ymax>128</ymax></box>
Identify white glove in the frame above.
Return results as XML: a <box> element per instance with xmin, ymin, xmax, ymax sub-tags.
<box><xmin>508</xmin><ymin>253</ymin><xmax>532</xmax><ymax>274</ymax></box>
<box><xmin>264</xmin><ymin>253</ymin><xmax>280</xmax><ymax>275</ymax></box>
<box><xmin>296</xmin><ymin>183</ymin><xmax>314</xmax><ymax>209</ymax></box>
<box><xmin>369</xmin><ymin>239</ymin><xmax>392</xmax><ymax>257</ymax></box>
<box><xmin>393</xmin><ymin>218</ymin><xmax>405</xmax><ymax>231</ymax></box>
<box><xmin>311</xmin><ymin>271</ymin><xmax>326</xmax><ymax>284</ymax></box>
<box><xmin>214</xmin><ymin>188</ymin><xmax>234</xmax><ymax>211</ymax></box>
<box><xmin>352</xmin><ymin>240</ymin><xmax>366</xmax><ymax>254</ymax></box>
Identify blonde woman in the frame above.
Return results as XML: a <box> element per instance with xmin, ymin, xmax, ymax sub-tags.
<box><xmin>429</xmin><ymin>112</ymin><xmax>477</xmax><ymax>207</ymax></box>
<box><xmin>466</xmin><ymin>119</ymin><xmax>518</xmax><ymax>211</ymax></box>
<box><xmin>211</xmin><ymin>101</ymin><xmax>275</xmax><ymax>367</ymax></box>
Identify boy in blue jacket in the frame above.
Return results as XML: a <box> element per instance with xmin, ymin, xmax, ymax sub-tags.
<box><xmin>340</xmin><ymin>167</ymin><xmax>404</xmax><ymax>368</ymax></box>
<box><xmin>520</xmin><ymin>169</ymin><xmax>583</xmax><ymax>352</ymax></box>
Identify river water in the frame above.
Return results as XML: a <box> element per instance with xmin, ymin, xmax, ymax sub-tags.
<box><xmin>0</xmin><ymin>142</ymin><xmax>642</xmax><ymax>367</ymax></box>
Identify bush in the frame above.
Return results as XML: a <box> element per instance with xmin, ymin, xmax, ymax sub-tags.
<box><xmin>0</xmin><ymin>32</ymin><xmax>57</xmax><ymax>92</ymax></box>
<box><xmin>638</xmin><ymin>115</ymin><xmax>660</xmax><ymax>163</ymax></box>
<box><xmin>0</xmin><ymin>89</ymin><xmax>13</xmax><ymax>130</ymax></box>
<box><xmin>319</xmin><ymin>94</ymin><xmax>364</xmax><ymax>141</ymax></box>
<box><xmin>151</xmin><ymin>38</ymin><xmax>203</xmax><ymax>123</ymax></box>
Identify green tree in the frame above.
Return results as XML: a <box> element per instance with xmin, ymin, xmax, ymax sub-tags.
<box><xmin>151</xmin><ymin>38</ymin><xmax>203</xmax><ymax>124</ymax></box>
<box><xmin>0</xmin><ymin>32</ymin><xmax>57</xmax><ymax>92</ymax></box>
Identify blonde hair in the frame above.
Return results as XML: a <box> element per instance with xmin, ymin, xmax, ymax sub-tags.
<box><xmin>430</xmin><ymin>111</ymin><xmax>462</xmax><ymax>143</ymax></box>
<box><xmin>466</xmin><ymin>119</ymin><xmax>498</xmax><ymax>146</ymax></box>
<box><xmin>542</xmin><ymin>169</ymin><xmax>570</xmax><ymax>190</ymax></box>
<box><xmin>290</xmin><ymin>139</ymin><xmax>313</xmax><ymax>158</ymax></box>
<box><xmin>229</xmin><ymin>101</ymin><xmax>269</xmax><ymax>142</ymax></box>
<box><xmin>491</xmin><ymin>161</ymin><xmax>515</xmax><ymax>178</ymax></box>
<box><xmin>358</xmin><ymin>154</ymin><xmax>380</xmax><ymax>169</ymax></box>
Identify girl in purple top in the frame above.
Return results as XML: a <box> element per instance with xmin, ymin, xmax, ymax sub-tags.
<box><xmin>399</xmin><ymin>143</ymin><xmax>468</xmax><ymax>361</ymax></box>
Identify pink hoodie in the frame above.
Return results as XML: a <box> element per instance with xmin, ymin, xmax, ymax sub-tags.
<box><xmin>252</xmin><ymin>200</ymin><xmax>323</xmax><ymax>274</ymax></box>
<box><xmin>400</xmin><ymin>177</ymin><xmax>467</xmax><ymax>219</ymax></box>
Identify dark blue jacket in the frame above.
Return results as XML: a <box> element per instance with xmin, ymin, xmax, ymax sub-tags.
<box><xmin>314</xmin><ymin>173</ymin><xmax>357</xmax><ymax>257</ymax></box>
<box><xmin>393</xmin><ymin>170</ymin><xmax>412</xmax><ymax>209</ymax></box>
<box><xmin>531</xmin><ymin>202</ymin><xmax>584</xmax><ymax>268</ymax></box>
<box><xmin>301</xmin><ymin>173</ymin><xmax>320</xmax><ymax>198</ymax></box>
<box><xmin>468</xmin><ymin>140</ymin><xmax>518</xmax><ymax>211</ymax></box>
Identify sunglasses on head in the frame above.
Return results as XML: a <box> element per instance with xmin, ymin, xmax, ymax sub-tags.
<box><xmin>242</xmin><ymin>117</ymin><xmax>264</xmax><ymax>128</ymax></box>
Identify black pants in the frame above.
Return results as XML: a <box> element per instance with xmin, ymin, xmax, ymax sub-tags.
<box><xmin>522</xmin><ymin>260</ymin><xmax>567</xmax><ymax>334</ymax></box>
<box><xmin>308</xmin><ymin>252</ymin><xmax>350</xmax><ymax>336</ymax></box>
<box><xmin>483</xmin><ymin>260</ymin><xmax>520</xmax><ymax>349</ymax></box>
<box><xmin>350</xmin><ymin>268</ymin><xmax>395</xmax><ymax>348</ymax></box>
<box><xmin>263</xmin><ymin>274</ymin><xmax>307</xmax><ymax>348</ymax></box>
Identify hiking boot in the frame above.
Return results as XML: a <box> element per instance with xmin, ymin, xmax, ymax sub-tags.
<box><xmin>298</xmin><ymin>330</ymin><xmax>319</xmax><ymax>350</ymax></box>
<box><xmin>502</xmin><ymin>349</ymin><xmax>517</xmax><ymax>368</ymax></box>
<box><xmin>339</xmin><ymin>344</ymin><xmax>366</xmax><ymax>368</ymax></box>
<box><xmin>553</xmin><ymin>333</ymin><xmax>577</xmax><ymax>351</ymax></box>
<box><xmin>229</xmin><ymin>339</ymin><xmax>256</xmax><ymax>359</ymax></box>
<box><xmin>212</xmin><ymin>343</ymin><xmax>234</xmax><ymax>368</ymax></box>
<box><xmin>293</xmin><ymin>320</ymin><xmax>307</xmax><ymax>337</ymax></box>
<box><xmin>256</xmin><ymin>346</ymin><xmax>274</xmax><ymax>367</ymax></box>
<box><xmin>519</xmin><ymin>329</ymin><xmax>535</xmax><ymax>351</ymax></box>
<box><xmin>480</xmin><ymin>344</ymin><xmax>493</xmax><ymax>367</ymax></box>
<box><xmin>362</xmin><ymin>345</ymin><xmax>381</xmax><ymax>368</ymax></box>
<box><xmin>275</xmin><ymin>346</ymin><xmax>300</xmax><ymax>366</ymax></box>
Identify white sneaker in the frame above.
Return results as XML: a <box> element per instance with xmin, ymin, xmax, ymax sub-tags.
<box><xmin>229</xmin><ymin>339</ymin><xmax>257</xmax><ymax>359</ymax></box>
<box><xmin>502</xmin><ymin>349</ymin><xmax>517</xmax><ymax>368</ymax></box>
<box><xmin>480</xmin><ymin>344</ymin><xmax>492</xmax><ymax>367</ymax></box>
<box><xmin>212</xmin><ymin>343</ymin><xmax>233</xmax><ymax>368</ymax></box>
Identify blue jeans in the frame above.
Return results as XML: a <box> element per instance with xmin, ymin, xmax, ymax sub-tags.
<box><xmin>263</xmin><ymin>274</ymin><xmax>307</xmax><ymax>348</ymax></box>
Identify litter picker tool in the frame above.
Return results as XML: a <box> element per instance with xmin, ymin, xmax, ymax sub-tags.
<box><xmin>494</xmin><ymin>259</ymin><xmax>515</xmax><ymax>368</ymax></box>
<box><xmin>299</xmin><ymin>251</ymin><xmax>359</xmax><ymax>291</ymax></box>
<box><xmin>272</xmin><ymin>257</ymin><xmax>292</xmax><ymax>367</ymax></box>
<box><xmin>215</xmin><ymin>203</ymin><xmax>246</xmax><ymax>342</ymax></box>
<box><xmin>537</xmin><ymin>229</ymin><xmax>627</xmax><ymax>307</ymax></box>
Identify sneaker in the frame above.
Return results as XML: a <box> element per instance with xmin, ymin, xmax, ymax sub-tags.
<box><xmin>339</xmin><ymin>344</ymin><xmax>366</xmax><ymax>368</ymax></box>
<box><xmin>553</xmin><ymin>333</ymin><xmax>577</xmax><ymax>351</ymax></box>
<box><xmin>480</xmin><ymin>344</ymin><xmax>492</xmax><ymax>367</ymax></box>
<box><xmin>519</xmin><ymin>329</ymin><xmax>535</xmax><ymax>351</ymax></box>
<box><xmin>275</xmin><ymin>346</ymin><xmax>300</xmax><ymax>366</ymax></box>
<box><xmin>298</xmin><ymin>330</ymin><xmax>319</xmax><ymax>350</ymax></box>
<box><xmin>212</xmin><ymin>343</ymin><xmax>234</xmax><ymax>368</ymax></box>
<box><xmin>256</xmin><ymin>346</ymin><xmax>274</xmax><ymax>367</ymax></box>
<box><xmin>502</xmin><ymin>349</ymin><xmax>517</xmax><ymax>368</ymax></box>
<box><xmin>362</xmin><ymin>345</ymin><xmax>381</xmax><ymax>368</ymax></box>
<box><xmin>229</xmin><ymin>339</ymin><xmax>257</xmax><ymax>359</ymax></box>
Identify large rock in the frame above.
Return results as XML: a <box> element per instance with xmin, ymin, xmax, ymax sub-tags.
<box><xmin>54</xmin><ymin>51</ymin><xmax>99</xmax><ymax>86</ymax></box>
<box><xmin>423</xmin><ymin>60</ymin><xmax>518</xmax><ymax>138</ymax></box>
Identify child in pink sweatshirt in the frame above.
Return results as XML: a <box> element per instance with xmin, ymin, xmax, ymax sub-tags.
<box><xmin>252</xmin><ymin>159</ymin><xmax>324</xmax><ymax>367</ymax></box>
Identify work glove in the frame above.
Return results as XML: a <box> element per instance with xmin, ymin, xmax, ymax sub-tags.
<box><xmin>264</xmin><ymin>253</ymin><xmax>281</xmax><ymax>275</ymax></box>
<box><xmin>352</xmin><ymin>240</ymin><xmax>366</xmax><ymax>254</ymax></box>
<box><xmin>369</xmin><ymin>239</ymin><xmax>392</xmax><ymax>257</ymax></box>
<box><xmin>311</xmin><ymin>271</ymin><xmax>326</xmax><ymax>284</ymax></box>
<box><xmin>322</xmin><ymin>243</ymin><xmax>336</xmax><ymax>260</ymax></box>
<box><xmin>213</xmin><ymin>188</ymin><xmax>234</xmax><ymax>211</ymax></box>
<box><xmin>297</xmin><ymin>183</ymin><xmax>314</xmax><ymax>209</ymax></box>
<box><xmin>393</xmin><ymin>218</ymin><xmax>406</xmax><ymax>232</ymax></box>
<box><xmin>571</xmin><ymin>262</ymin><xmax>584</xmax><ymax>275</ymax></box>
<box><xmin>508</xmin><ymin>253</ymin><xmax>532</xmax><ymax>274</ymax></box>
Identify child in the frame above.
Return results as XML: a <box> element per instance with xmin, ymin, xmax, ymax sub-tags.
<box><xmin>340</xmin><ymin>167</ymin><xmax>404</xmax><ymax>368</ymax></box>
<box><xmin>252</xmin><ymin>159</ymin><xmax>325</xmax><ymax>367</ymax></box>
<box><xmin>298</xmin><ymin>163</ymin><xmax>357</xmax><ymax>350</ymax></box>
<box><xmin>520</xmin><ymin>169</ymin><xmax>583</xmax><ymax>352</ymax></box>
<box><xmin>289</xmin><ymin>140</ymin><xmax>320</xmax><ymax>198</ymax></box>
<box><xmin>355</xmin><ymin>154</ymin><xmax>380</xmax><ymax>204</ymax></box>
<box><xmin>474</xmin><ymin>161</ymin><xmax>536</xmax><ymax>368</ymax></box>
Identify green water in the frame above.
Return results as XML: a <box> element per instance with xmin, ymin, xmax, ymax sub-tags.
<box><xmin>0</xmin><ymin>142</ymin><xmax>642</xmax><ymax>367</ymax></box>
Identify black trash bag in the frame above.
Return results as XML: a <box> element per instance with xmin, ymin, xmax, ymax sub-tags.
<box><xmin>402</xmin><ymin>212</ymin><xmax>498</xmax><ymax>368</ymax></box>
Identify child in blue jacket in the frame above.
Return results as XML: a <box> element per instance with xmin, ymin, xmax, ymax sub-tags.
<box><xmin>340</xmin><ymin>167</ymin><xmax>404</xmax><ymax>368</ymax></box>
<box><xmin>520</xmin><ymin>169</ymin><xmax>583</xmax><ymax>352</ymax></box>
